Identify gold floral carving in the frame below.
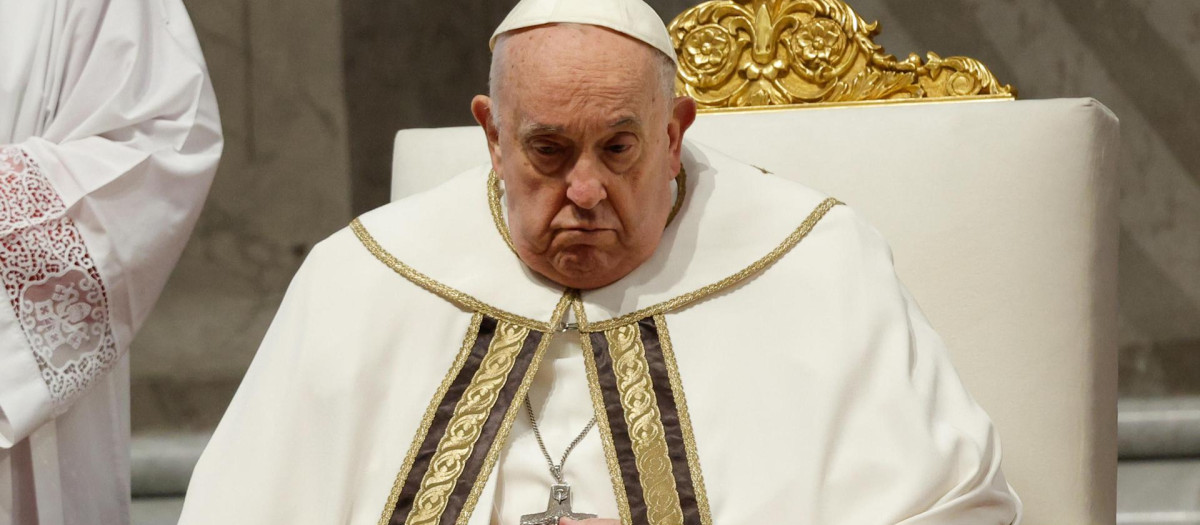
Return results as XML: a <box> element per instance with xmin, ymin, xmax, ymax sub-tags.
<box><xmin>669</xmin><ymin>0</ymin><xmax>1015</xmax><ymax>109</ymax></box>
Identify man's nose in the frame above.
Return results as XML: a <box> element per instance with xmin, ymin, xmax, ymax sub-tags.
<box><xmin>565</xmin><ymin>165</ymin><xmax>607</xmax><ymax>210</ymax></box>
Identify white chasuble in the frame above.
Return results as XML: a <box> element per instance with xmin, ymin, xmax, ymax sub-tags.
<box><xmin>181</xmin><ymin>142</ymin><xmax>1020</xmax><ymax>525</ymax></box>
<box><xmin>0</xmin><ymin>1</ymin><xmax>221</xmax><ymax>523</ymax></box>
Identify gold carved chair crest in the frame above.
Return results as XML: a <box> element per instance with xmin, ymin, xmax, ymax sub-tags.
<box><xmin>668</xmin><ymin>0</ymin><xmax>1015</xmax><ymax>109</ymax></box>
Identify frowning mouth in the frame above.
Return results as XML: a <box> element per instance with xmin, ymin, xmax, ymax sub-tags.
<box><xmin>553</xmin><ymin>227</ymin><xmax>615</xmax><ymax>243</ymax></box>
<box><xmin>554</xmin><ymin>225</ymin><xmax>614</xmax><ymax>233</ymax></box>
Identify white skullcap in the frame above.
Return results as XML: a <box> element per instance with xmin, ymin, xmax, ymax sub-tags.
<box><xmin>490</xmin><ymin>0</ymin><xmax>677</xmax><ymax>63</ymax></box>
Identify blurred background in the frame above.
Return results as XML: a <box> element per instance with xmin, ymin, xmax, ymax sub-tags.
<box><xmin>130</xmin><ymin>0</ymin><xmax>1200</xmax><ymax>523</ymax></box>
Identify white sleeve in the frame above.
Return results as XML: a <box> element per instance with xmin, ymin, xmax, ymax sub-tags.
<box><xmin>814</xmin><ymin>208</ymin><xmax>1022</xmax><ymax>524</ymax></box>
<box><xmin>892</xmin><ymin>286</ymin><xmax>1024</xmax><ymax>525</ymax></box>
<box><xmin>0</xmin><ymin>0</ymin><xmax>222</xmax><ymax>447</ymax></box>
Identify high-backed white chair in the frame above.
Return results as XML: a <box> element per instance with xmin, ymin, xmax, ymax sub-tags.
<box><xmin>389</xmin><ymin>1</ymin><xmax>1120</xmax><ymax>523</ymax></box>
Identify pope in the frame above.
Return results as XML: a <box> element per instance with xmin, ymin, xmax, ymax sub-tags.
<box><xmin>180</xmin><ymin>0</ymin><xmax>1022</xmax><ymax>523</ymax></box>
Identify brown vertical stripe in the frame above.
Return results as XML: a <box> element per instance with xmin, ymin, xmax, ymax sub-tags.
<box><xmin>637</xmin><ymin>318</ymin><xmax>702</xmax><ymax>525</ymax></box>
<box><xmin>388</xmin><ymin>317</ymin><xmax>498</xmax><ymax>524</ymax></box>
<box><xmin>589</xmin><ymin>331</ymin><xmax>650</xmax><ymax>524</ymax></box>
<box><xmin>439</xmin><ymin>330</ymin><xmax>544</xmax><ymax>525</ymax></box>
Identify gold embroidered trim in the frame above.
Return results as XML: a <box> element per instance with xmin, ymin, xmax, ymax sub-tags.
<box><xmin>667</xmin><ymin>167</ymin><xmax>687</xmax><ymax>226</ymax></box>
<box><xmin>605</xmin><ymin>324</ymin><xmax>686</xmax><ymax>524</ymax></box>
<box><xmin>455</xmin><ymin>292</ymin><xmax>573</xmax><ymax>525</ymax></box>
<box><xmin>653</xmin><ymin>314</ymin><xmax>714</xmax><ymax>525</ymax></box>
<box><xmin>350</xmin><ymin>219</ymin><xmax>553</xmax><ymax>332</ymax></box>
<box><xmin>582</xmin><ymin>197</ymin><xmax>843</xmax><ymax>332</ymax></box>
<box><xmin>376</xmin><ymin>313</ymin><xmax>484</xmax><ymax>525</ymax></box>
<box><xmin>575</xmin><ymin>301</ymin><xmax>635</xmax><ymax>525</ymax></box>
<box><xmin>405</xmin><ymin>320</ymin><xmax>533</xmax><ymax>525</ymax></box>
<box><xmin>487</xmin><ymin>167</ymin><xmax>689</xmax><ymax>256</ymax></box>
<box><xmin>356</xmin><ymin>182</ymin><xmax>840</xmax><ymax>335</ymax></box>
<box><xmin>486</xmin><ymin>169</ymin><xmax>517</xmax><ymax>253</ymax></box>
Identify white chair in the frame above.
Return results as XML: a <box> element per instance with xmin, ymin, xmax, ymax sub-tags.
<box><xmin>390</xmin><ymin>2</ymin><xmax>1120</xmax><ymax>522</ymax></box>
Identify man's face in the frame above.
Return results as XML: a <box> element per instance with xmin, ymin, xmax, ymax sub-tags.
<box><xmin>472</xmin><ymin>25</ymin><xmax>696</xmax><ymax>290</ymax></box>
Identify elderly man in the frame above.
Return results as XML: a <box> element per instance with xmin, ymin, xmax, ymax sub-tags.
<box><xmin>180</xmin><ymin>0</ymin><xmax>1020</xmax><ymax>523</ymax></box>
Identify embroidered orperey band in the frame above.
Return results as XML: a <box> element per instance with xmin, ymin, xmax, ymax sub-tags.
<box><xmin>579</xmin><ymin>313</ymin><xmax>712</xmax><ymax>525</ymax></box>
<box><xmin>376</xmin><ymin>294</ymin><xmax>572</xmax><ymax>525</ymax></box>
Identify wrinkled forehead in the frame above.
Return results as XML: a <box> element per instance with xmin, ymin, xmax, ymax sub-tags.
<box><xmin>497</xmin><ymin>24</ymin><xmax>664</xmax><ymax>115</ymax></box>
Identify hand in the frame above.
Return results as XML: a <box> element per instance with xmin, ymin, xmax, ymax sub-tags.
<box><xmin>560</xmin><ymin>519</ymin><xmax>620</xmax><ymax>525</ymax></box>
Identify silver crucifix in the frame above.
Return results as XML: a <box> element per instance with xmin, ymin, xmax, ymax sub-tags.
<box><xmin>519</xmin><ymin>483</ymin><xmax>596</xmax><ymax>525</ymax></box>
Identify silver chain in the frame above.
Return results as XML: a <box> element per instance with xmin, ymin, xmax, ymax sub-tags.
<box><xmin>523</xmin><ymin>396</ymin><xmax>596</xmax><ymax>483</ymax></box>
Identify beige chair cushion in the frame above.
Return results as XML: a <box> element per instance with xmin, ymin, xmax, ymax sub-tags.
<box><xmin>391</xmin><ymin>98</ymin><xmax>1121</xmax><ymax>525</ymax></box>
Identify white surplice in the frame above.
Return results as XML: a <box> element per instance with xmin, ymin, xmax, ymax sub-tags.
<box><xmin>181</xmin><ymin>142</ymin><xmax>1019</xmax><ymax>525</ymax></box>
<box><xmin>0</xmin><ymin>1</ymin><xmax>222</xmax><ymax>523</ymax></box>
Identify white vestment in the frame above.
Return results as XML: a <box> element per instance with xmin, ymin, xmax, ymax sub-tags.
<box><xmin>181</xmin><ymin>142</ymin><xmax>1020</xmax><ymax>524</ymax></box>
<box><xmin>0</xmin><ymin>1</ymin><xmax>221</xmax><ymax>523</ymax></box>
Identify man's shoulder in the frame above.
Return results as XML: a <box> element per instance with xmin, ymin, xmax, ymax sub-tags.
<box><xmin>685</xmin><ymin>141</ymin><xmax>835</xmax><ymax>223</ymax></box>
<box><xmin>358</xmin><ymin>164</ymin><xmax>492</xmax><ymax>230</ymax></box>
<box><xmin>306</xmin><ymin>164</ymin><xmax>492</xmax><ymax>260</ymax></box>
<box><xmin>685</xmin><ymin>140</ymin><xmax>889</xmax><ymax>259</ymax></box>
<box><xmin>594</xmin><ymin>141</ymin><xmax>898</xmax><ymax>317</ymax></box>
<box><xmin>292</xmin><ymin>163</ymin><xmax>546</xmax><ymax>317</ymax></box>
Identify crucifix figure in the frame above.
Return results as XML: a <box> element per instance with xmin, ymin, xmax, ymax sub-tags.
<box><xmin>519</xmin><ymin>483</ymin><xmax>597</xmax><ymax>525</ymax></box>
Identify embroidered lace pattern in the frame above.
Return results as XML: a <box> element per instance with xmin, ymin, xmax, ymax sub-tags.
<box><xmin>0</xmin><ymin>146</ymin><xmax>118</xmax><ymax>408</ymax></box>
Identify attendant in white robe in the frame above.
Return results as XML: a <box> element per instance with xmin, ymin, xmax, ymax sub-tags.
<box><xmin>0</xmin><ymin>1</ymin><xmax>222</xmax><ymax>523</ymax></box>
<box><xmin>181</xmin><ymin>0</ymin><xmax>1018</xmax><ymax>523</ymax></box>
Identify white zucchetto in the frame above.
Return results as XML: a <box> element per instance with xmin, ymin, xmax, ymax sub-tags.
<box><xmin>490</xmin><ymin>0</ymin><xmax>678</xmax><ymax>63</ymax></box>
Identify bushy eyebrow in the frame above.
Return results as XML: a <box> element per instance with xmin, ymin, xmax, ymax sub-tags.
<box><xmin>519</xmin><ymin>123</ymin><xmax>565</xmax><ymax>140</ymax></box>
<box><xmin>518</xmin><ymin>116</ymin><xmax>644</xmax><ymax>141</ymax></box>
<box><xmin>610</xmin><ymin>116</ymin><xmax>642</xmax><ymax>130</ymax></box>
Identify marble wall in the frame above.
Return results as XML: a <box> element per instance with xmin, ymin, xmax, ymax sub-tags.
<box><xmin>341</xmin><ymin>0</ymin><xmax>518</xmax><ymax>212</ymax></box>
<box><xmin>130</xmin><ymin>0</ymin><xmax>351</xmax><ymax>432</ymax></box>
<box><xmin>133</xmin><ymin>0</ymin><xmax>1200</xmax><ymax>432</ymax></box>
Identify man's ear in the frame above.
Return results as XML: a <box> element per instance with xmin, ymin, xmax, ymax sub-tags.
<box><xmin>667</xmin><ymin>96</ymin><xmax>697</xmax><ymax>175</ymax></box>
<box><xmin>471</xmin><ymin>95</ymin><xmax>504</xmax><ymax>174</ymax></box>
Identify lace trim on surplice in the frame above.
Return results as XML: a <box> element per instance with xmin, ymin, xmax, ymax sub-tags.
<box><xmin>0</xmin><ymin>146</ymin><xmax>118</xmax><ymax>409</ymax></box>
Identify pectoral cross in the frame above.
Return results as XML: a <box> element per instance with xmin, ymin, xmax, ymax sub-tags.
<box><xmin>519</xmin><ymin>483</ymin><xmax>596</xmax><ymax>525</ymax></box>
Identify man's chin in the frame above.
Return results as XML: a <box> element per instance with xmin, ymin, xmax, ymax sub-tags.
<box><xmin>547</xmin><ymin>252</ymin><xmax>624</xmax><ymax>290</ymax></box>
<box><xmin>555</xmin><ymin>273</ymin><xmax>622</xmax><ymax>290</ymax></box>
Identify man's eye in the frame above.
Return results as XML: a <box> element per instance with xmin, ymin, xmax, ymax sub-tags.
<box><xmin>607</xmin><ymin>143</ymin><xmax>632</xmax><ymax>154</ymax></box>
<box><xmin>534</xmin><ymin>144</ymin><xmax>560</xmax><ymax>155</ymax></box>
